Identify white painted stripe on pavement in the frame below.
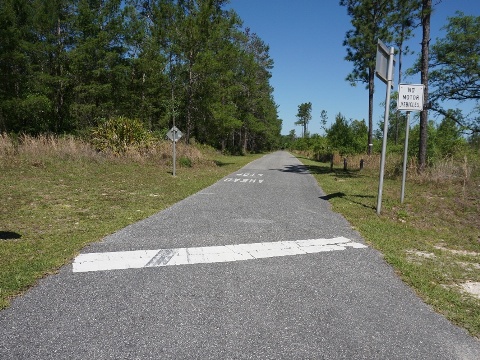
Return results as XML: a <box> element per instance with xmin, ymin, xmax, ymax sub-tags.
<box><xmin>72</xmin><ymin>237</ymin><xmax>367</xmax><ymax>273</ymax></box>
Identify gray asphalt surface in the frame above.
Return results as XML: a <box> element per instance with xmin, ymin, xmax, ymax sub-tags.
<box><xmin>1</xmin><ymin>151</ymin><xmax>479</xmax><ymax>359</ymax></box>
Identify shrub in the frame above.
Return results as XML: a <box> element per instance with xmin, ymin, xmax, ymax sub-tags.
<box><xmin>179</xmin><ymin>156</ymin><xmax>192</xmax><ymax>167</ymax></box>
<box><xmin>90</xmin><ymin>116</ymin><xmax>154</xmax><ymax>154</ymax></box>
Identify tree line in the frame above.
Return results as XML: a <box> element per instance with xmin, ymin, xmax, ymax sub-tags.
<box><xmin>0</xmin><ymin>0</ymin><xmax>281</xmax><ymax>153</ymax></box>
<box><xmin>288</xmin><ymin>1</ymin><xmax>479</xmax><ymax>169</ymax></box>
<box><xmin>340</xmin><ymin>0</ymin><xmax>479</xmax><ymax>170</ymax></box>
<box><xmin>284</xmin><ymin>107</ymin><xmax>474</xmax><ymax>168</ymax></box>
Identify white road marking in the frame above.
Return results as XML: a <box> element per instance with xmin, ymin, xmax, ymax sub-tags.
<box><xmin>224</xmin><ymin>173</ymin><xmax>265</xmax><ymax>184</ymax></box>
<box><xmin>236</xmin><ymin>173</ymin><xmax>263</xmax><ymax>177</ymax></box>
<box><xmin>224</xmin><ymin>178</ymin><xmax>264</xmax><ymax>183</ymax></box>
<box><xmin>72</xmin><ymin>237</ymin><xmax>367</xmax><ymax>273</ymax></box>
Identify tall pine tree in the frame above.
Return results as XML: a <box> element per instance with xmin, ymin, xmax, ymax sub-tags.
<box><xmin>340</xmin><ymin>0</ymin><xmax>395</xmax><ymax>154</ymax></box>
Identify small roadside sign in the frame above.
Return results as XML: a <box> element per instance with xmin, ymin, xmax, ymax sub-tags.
<box><xmin>397</xmin><ymin>84</ymin><xmax>424</xmax><ymax>111</ymax></box>
<box><xmin>396</xmin><ymin>84</ymin><xmax>424</xmax><ymax>205</ymax></box>
<box><xmin>166</xmin><ymin>126</ymin><xmax>183</xmax><ymax>142</ymax></box>
<box><xmin>167</xmin><ymin>126</ymin><xmax>183</xmax><ymax>177</ymax></box>
<box><xmin>375</xmin><ymin>39</ymin><xmax>396</xmax><ymax>215</ymax></box>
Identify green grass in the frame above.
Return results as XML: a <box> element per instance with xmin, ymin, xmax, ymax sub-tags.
<box><xmin>2</xmin><ymin>140</ymin><xmax>479</xmax><ymax>339</ymax></box>
<box><xmin>0</xmin><ymin>141</ymin><xmax>261</xmax><ymax>309</ymax></box>
<box><xmin>298</xmin><ymin>155</ymin><xmax>480</xmax><ymax>338</ymax></box>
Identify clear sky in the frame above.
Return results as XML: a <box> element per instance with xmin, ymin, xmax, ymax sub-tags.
<box><xmin>227</xmin><ymin>0</ymin><xmax>480</xmax><ymax>135</ymax></box>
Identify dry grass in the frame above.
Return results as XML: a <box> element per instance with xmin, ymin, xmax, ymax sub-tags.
<box><xmin>298</xmin><ymin>151</ymin><xmax>480</xmax><ymax>337</ymax></box>
<box><xmin>0</xmin><ymin>134</ymin><xmax>216</xmax><ymax>168</ymax></box>
<box><xmin>342</xmin><ymin>151</ymin><xmax>480</xmax><ymax>243</ymax></box>
<box><xmin>341</xmin><ymin>152</ymin><xmax>478</xmax><ymax>187</ymax></box>
<box><xmin>1</xmin><ymin>134</ymin><xmax>101</xmax><ymax>165</ymax></box>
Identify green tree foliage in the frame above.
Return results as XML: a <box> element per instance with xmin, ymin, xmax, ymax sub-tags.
<box><xmin>325</xmin><ymin>113</ymin><xmax>367</xmax><ymax>155</ymax></box>
<box><xmin>390</xmin><ymin>0</ymin><xmax>421</xmax><ymax>146</ymax></box>
<box><xmin>235</xmin><ymin>29</ymin><xmax>279</xmax><ymax>152</ymax></box>
<box><xmin>320</xmin><ymin>110</ymin><xmax>328</xmax><ymax>134</ymax></box>
<box><xmin>340</xmin><ymin>0</ymin><xmax>397</xmax><ymax>154</ymax></box>
<box><xmin>122</xmin><ymin>0</ymin><xmax>171</xmax><ymax>130</ymax></box>
<box><xmin>69</xmin><ymin>0</ymin><xmax>130</xmax><ymax>128</ymax></box>
<box><xmin>428</xmin><ymin>12</ymin><xmax>480</xmax><ymax>134</ymax></box>
<box><xmin>391</xmin><ymin>0</ymin><xmax>421</xmax><ymax>83</ymax></box>
<box><xmin>295</xmin><ymin>102</ymin><xmax>312</xmax><ymax>138</ymax></box>
<box><xmin>350</xmin><ymin>118</ymin><xmax>368</xmax><ymax>152</ymax></box>
<box><xmin>0</xmin><ymin>0</ymin><xmax>37</xmax><ymax>132</ymax></box>
<box><xmin>0</xmin><ymin>0</ymin><xmax>280</xmax><ymax>153</ymax></box>
<box><xmin>282</xmin><ymin>129</ymin><xmax>296</xmax><ymax>149</ymax></box>
<box><xmin>469</xmin><ymin>132</ymin><xmax>480</xmax><ymax>150</ymax></box>
<box><xmin>326</xmin><ymin>113</ymin><xmax>351</xmax><ymax>155</ymax></box>
<box><xmin>406</xmin><ymin>114</ymin><xmax>466</xmax><ymax>163</ymax></box>
<box><xmin>418</xmin><ymin>0</ymin><xmax>431</xmax><ymax>172</ymax></box>
<box><xmin>435</xmin><ymin>111</ymin><xmax>466</xmax><ymax>157</ymax></box>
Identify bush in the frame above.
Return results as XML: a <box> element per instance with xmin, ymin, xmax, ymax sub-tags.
<box><xmin>179</xmin><ymin>156</ymin><xmax>192</xmax><ymax>167</ymax></box>
<box><xmin>90</xmin><ymin>116</ymin><xmax>154</xmax><ymax>154</ymax></box>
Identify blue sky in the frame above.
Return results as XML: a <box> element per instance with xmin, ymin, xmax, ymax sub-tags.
<box><xmin>227</xmin><ymin>0</ymin><xmax>480</xmax><ymax>135</ymax></box>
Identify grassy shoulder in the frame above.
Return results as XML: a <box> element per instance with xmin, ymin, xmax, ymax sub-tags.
<box><xmin>298</xmin><ymin>155</ymin><xmax>480</xmax><ymax>338</ymax></box>
<box><xmin>2</xmin><ymin>138</ymin><xmax>479</xmax><ymax>339</ymax></box>
<box><xmin>0</xmin><ymin>137</ymin><xmax>262</xmax><ymax>309</ymax></box>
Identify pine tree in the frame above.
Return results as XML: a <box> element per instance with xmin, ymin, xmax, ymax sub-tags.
<box><xmin>340</xmin><ymin>0</ymin><xmax>395</xmax><ymax>154</ymax></box>
<box><xmin>69</xmin><ymin>0</ymin><xmax>129</xmax><ymax>129</ymax></box>
<box><xmin>418</xmin><ymin>0</ymin><xmax>431</xmax><ymax>172</ymax></box>
<box><xmin>295</xmin><ymin>102</ymin><xmax>312</xmax><ymax>138</ymax></box>
<box><xmin>429</xmin><ymin>12</ymin><xmax>480</xmax><ymax>134</ymax></box>
<box><xmin>125</xmin><ymin>0</ymin><xmax>172</xmax><ymax>130</ymax></box>
<box><xmin>0</xmin><ymin>0</ymin><xmax>35</xmax><ymax>132</ymax></box>
<box><xmin>29</xmin><ymin>0</ymin><xmax>74</xmax><ymax>132</ymax></box>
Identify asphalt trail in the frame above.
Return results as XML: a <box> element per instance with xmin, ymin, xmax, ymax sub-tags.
<box><xmin>1</xmin><ymin>151</ymin><xmax>479</xmax><ymax>359</ymax></box>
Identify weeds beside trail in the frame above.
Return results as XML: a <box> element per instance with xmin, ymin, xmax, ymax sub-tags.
<box><xmin>0</xmin><ymin>134</ymin><xmax>262</xmax><ymax>309</ymax></box>
<box><xmin>298</xmin><ymin>153</ymin><xmax>480</xmax><ymax>338</ymax></box>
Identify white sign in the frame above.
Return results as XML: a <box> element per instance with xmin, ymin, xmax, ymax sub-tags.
<box><xmin>397</xmin><ymin>84</ymin><xmax>424</xmax><ymax>111</ymax></box>
<box><xmin>166</xmin><ymin>126</ymin><xmax>183</xmax><ymax>142</ymax></box>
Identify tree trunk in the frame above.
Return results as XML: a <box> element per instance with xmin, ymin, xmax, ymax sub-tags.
<box><xmin>395</xmin><ymin>22</ymin><xmax>406</xmax><ymax>146</ymax></box>
<box><xmin>419</xmin><ymin>0</ymin><xmax>431</xmax><ymax>172</ymax></box>
<box><xmin>186</xmin><ymin>55</ymin><xmax>193</xmax><ymax>144</ymax></box>
<box><xmin>243</xmin><ymin>126</ymin><xmax>248</xmax><ymax>153</ymax></box>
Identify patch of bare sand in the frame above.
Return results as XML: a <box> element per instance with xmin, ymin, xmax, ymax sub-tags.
<box><xmin>460</xmin><ymin>282</ymin><xmax>480</xmax><ymax>300</ymax></box>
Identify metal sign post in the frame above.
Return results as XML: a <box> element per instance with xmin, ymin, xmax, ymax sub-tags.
<box><xmin>173</xmin><ymin>134</ymin><xmax>176</xmax><ymax>177</ymax></box>
<box><xmin>397</xmin><ymin>84</ymin><xmax>424</xmax><ymax>203</ymax></box>
<box><xmin>166</xmin><ymin>126</ymin><xmax>183</xmax><ymax>176</ymax></box>
<box><xmin>400</xmin><ymin>111</ymin><xmax>411</xmax><ymax>203</ymax></box>
<box><xmin>376</xmin><ymin>40</ymin><xmax>395</xmax><ymax>215</ymax></box>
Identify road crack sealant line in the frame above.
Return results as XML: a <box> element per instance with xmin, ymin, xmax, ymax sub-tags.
<box><xmin>72</xmin><ymin>237</ymin><xmax>367</xmax><ymax>273</ymax></box>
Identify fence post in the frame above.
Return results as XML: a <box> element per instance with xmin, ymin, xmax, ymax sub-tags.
<box><xmin>360</xmin><ymin>159</ymin><xmax>364</xmax><ymax>170</ymax></box>
<box><xmin>343</xmin><ymin>158</ymin><xmax>347</xmax><ymax>171</ymax></box>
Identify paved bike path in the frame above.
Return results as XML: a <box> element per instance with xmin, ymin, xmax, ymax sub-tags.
<box><xmin>1</xmin><ymin>151</ymin><xmax>479</xmax><ymax>359</ymax></box>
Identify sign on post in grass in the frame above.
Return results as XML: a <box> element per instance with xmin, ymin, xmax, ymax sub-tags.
<box><xmin>166</xmin><ymin>126</ymin><xmax>183</xmax><ymax>142</ymax></box>
<box><xmin>397</xmin><ymin>84</ymin><xmax>424</xmax><ymax>111</ymax></box>
<box><xmin>167</xmin><ymin>126</ymin><xmax>183</xmax><ymax>177</ymax></box>
<box><xmin>397</xmin><ymin>84</ymin><xmax>424</xmax><ymax>204</ymax></box>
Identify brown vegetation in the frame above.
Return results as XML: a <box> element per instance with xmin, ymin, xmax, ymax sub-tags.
<box><xmin>0</xmin><ymin>134</ymin><xmax>216</xmax><ymax>168</ymax></box>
